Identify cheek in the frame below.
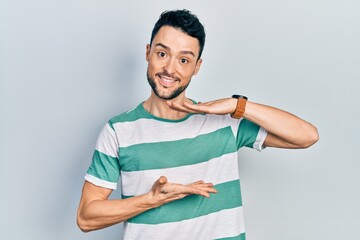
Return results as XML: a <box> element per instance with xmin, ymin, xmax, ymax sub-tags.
<box><xmin>149</xmin><ymin>56</ymin><xmax>165</xmax><ymax>67</ymax></box>
<box><xmin>181</xmin><ymin>66</ymin><xmax>197</xmax><ymax>78</ymax></box>
<box><xmin>147</xmin><ymin>61</ymin><xmax>159</xmax><ymax>73</ymax></box>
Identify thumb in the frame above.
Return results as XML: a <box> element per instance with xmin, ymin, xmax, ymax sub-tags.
<box><xmin>158</xmin><ymin>176</ymin><xmax>168</xmax><ymax>185</ymax></box>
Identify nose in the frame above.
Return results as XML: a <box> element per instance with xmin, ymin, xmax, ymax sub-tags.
<box><xmin>164</xmin><ymin>57</ymin><xmax>176</xmax><ymax>75</ymax></box>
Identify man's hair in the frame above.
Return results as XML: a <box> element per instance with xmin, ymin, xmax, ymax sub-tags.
<box><xmin>150</xmin><ymin>9</ymin><xmax>206</xmax><ymax>59</ymax></box>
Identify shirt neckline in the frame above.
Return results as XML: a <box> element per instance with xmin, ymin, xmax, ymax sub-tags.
<box><xmin>139</xmin><ymin>100</ymin><xmax>197</xmax><ymax>123</ymax></box>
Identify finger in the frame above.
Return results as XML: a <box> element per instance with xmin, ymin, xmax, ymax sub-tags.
<box><xmin>166</xmin><ymin>101</ymin><xmax>191</xmax><ymax>113</ymax></box>
<box><xmin>190</xmin><ymin>182</ymin><xmax>214</xmax><ymax>190</ymax></box>
<box><xmin>158</xmin><ymin>182</ymin><xmax>217</xmax><ymax>200</ymax></box>
<box><xmin>174</xmin><ymin>101</ymin><xmax>202</xmax><ymax>113</ymax></box>
<box><xmin>192</xmin><ymin>189</ymin><xmax>212</xmax><ymax>198</ymax></box>
<box><xmin>183</xmin><ymin>102</ymin><xmax>211</xmax><ymax>113</ymax></box>
<box><xmin>191</xmin><ymin>183</ymin><xmax>218</xmax><ymax>196</ymax></box>
<box><xmin>196</xmin><ymin>186</ymin><xmax>218</xmax><ymax>194</ymax></box>
<box><xmin>182</xmin><ymin>101</ymin><xmax>201</xmax><ymax>110</ymax></box>
<box><xmin>185</xmin><ymin>185</ymin><xmax>217</xmax><ymax>198</ymax></box>
<box><xmin>169</xmin><ymin>102</ymin><xmax>199</xmax><ymax>113</ymax></box>
<box><xmin>158</xmin><ymin>176</ymin><xmax>167</xmax><ymax>185</ymax></box>
<box><xmin>192</xmin><ymin>183</ymin><xmax>217</xmax><ymax>191</ymax></box>
<box><xmin>191</xmin><ymin>180</ymin><xmax>205</xmax><ymax>185</ymax></box>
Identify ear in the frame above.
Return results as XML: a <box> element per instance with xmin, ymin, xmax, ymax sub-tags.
<box><xmin>146</xmin><ymin>44</ymin><xmax>151</xmax><ymax>62</ymax></box>
<box><xmin>193</xmin><ymin>58</ymin><xmax>203</xmax><ymax>76</ymax></box>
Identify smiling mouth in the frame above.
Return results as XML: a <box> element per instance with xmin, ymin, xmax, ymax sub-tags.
<box><xmin>157</xmin><ymin>73</ymin><xmax>180</xmax><ymax>87</ymax></box>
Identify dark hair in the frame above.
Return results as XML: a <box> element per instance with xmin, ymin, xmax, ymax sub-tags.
<box><xmin>150</xmin><ymin>9</ymin><xmax>206</xmax><ymax>59</ymax></box>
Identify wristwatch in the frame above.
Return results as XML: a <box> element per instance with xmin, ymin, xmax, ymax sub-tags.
<box><xmin>230</xmin><ymin>94</ymin><xmax>248</xmax><ymax>119</ymax></box>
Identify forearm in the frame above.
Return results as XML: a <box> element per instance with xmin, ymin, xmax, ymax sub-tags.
<box><xmin>77</xmin><ymin>177</ymin><xmax>217</xmax><ymax>232</ymax></box>
<box><xmin>243</xmin><ymin>101</ymin><xmax>319</xmax><ymax>148</ymax></box>
<box><xmin>168</xmin><ymin>98</ymin><xmax>318</xmax><ymax>148</ymax></box>
<box><xmin>77</xmin><ymin>193</ymin><xmax>155</xmax><ymax>232</ymax></box>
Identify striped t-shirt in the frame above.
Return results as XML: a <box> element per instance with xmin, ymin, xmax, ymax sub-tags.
<box><xmin>85</xmin><ymin>103</ymin><xmax>267</xmax><ymax>240</ymax></box>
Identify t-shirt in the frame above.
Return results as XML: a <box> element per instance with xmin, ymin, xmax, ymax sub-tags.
<box><xmin>85</xmin><ymin>103</ymin><xmax>267</xmax><ymax>240</ymax></box>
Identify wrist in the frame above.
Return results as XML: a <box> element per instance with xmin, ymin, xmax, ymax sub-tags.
<box><xmin>137</xmin><ymin>192</ymin><xmax>159</xmax><ymax>210</ymax></box>
<box><xmin>230</xmin><ymin>97</ymin><xmax>238</xmax><ymax>113</ymax></box>
<box><xmin>230</xmin><ymin>95</ymin><xmax>248</xmax><ymax>119</ymax></box>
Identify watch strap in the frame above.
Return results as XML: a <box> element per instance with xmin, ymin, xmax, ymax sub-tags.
<box><xmin>231</xmin><ymin>95</ymin><xmax>247</xmax><ymax>119</ymax></box>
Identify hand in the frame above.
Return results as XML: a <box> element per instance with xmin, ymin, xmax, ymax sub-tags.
<box><xmin>167</xmin><ymin>98</ymin><xmax>237</xmax><ymax>115</ymax></box>
<box><xmin>148</xmin><ymin>176</ymin><xmax>217</xmax><ymax>207</ymax></box>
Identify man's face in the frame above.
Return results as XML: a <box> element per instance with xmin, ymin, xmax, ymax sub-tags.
<box><xmin>146</xmin><ymin>26</ymin><xmax>202</xmax><ymax>100</ymax></box>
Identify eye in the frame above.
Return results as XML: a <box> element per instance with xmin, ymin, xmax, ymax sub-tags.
<box><xmin>158</xmin><ymin>52</ymin><xmax>166</xmax><ymax>57</ymax></box>
<box><xmin>180</xmin><ymin>58</ymin><xmax>189</xmax><ymax>64</ymax></box>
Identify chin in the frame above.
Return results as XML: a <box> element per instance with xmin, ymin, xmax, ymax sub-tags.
<box><xmin>155</xmin><ymin>91</ymin><xmax>178</xmax><ymax>100</ymax></box>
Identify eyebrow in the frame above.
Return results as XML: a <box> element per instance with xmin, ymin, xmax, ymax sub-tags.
<box><xmin>155</xmin><ymin>43</ymin><xmax>196</xmax><ymax>57</ymax></box>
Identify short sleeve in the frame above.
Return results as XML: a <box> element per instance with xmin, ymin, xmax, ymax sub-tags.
<box><xmin>85</xmin><ymin>123</ymin><xmax>120</xmax><ymax>189</ymax></box>
<box><xmin>236</xmin><ymin>118</ymin><xmax>268</xmax><ymax>151</ymax></box>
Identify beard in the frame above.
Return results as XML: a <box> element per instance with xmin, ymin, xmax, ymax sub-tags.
<box><xmin>146</xmin><ymin>69</ymin><xmax>191</xmax><ymax>100</ymax></box>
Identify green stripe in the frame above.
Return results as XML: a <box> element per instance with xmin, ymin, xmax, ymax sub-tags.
<box><xmin>216</xmin><ymin>232</ymin><xmax>246</xmax><ymax>240</ymax></box>
<box><xmin>87</xmin><ymin>150</ymin><xmax>120</xmax><ymax>183</ymax></box>
<box><xmin>237</xmin><ymin>118</ymin><xmax>260</xmax><ymax>149</ymax></box>
<box><xmin>119</xmin><ymin>127</ymin><xmax>237</xmax><ymax>172</ymax></box>
<box><xmin>136</xmin><ymin>103</ymin><xmax>193</xmax><ymax>123</ymax></box>
<box><xmin>109</xmin><ymin>103</ymin><xmax>193</xmax><ymax>127</ymax></box>
<box><xmin>109</xmin><ymin>104</ymin><xmax>151</xmax><ymax>129</ymax></box>
<box><xmin>124</xmin><ymin>180</ymin><xmax>242</xmax><ymax>224</ymax></box>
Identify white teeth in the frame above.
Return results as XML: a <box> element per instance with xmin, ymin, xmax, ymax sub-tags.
<box><xmin>163</xmin><ymin>78</ymin><xmax>174</xmax><ymax>82</ymax></box>
<box><xmin>160</xmin><ymin>76</ymin><xmax>175</xmax><ymax>82</ymax></box>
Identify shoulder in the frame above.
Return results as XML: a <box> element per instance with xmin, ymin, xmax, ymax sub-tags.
<box><xmin>108</xmin><ymin>103</ymin><xmax>151</xmax><ymax>128</ymax></box>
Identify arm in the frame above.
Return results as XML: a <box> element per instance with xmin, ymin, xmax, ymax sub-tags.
<box><xmin>243</xmin><ymin>101</ymin><xmax>318</xmax><ymax>148</ymax></box>
<box><xmin>77</xmin><ymin>176</ymin><xmax>216</xmax><ymax>232</ymax></box>
<box><xmin>167</xmin><ymin>98</ymin><xmax>319</xmax><ymax>149</ymax></box>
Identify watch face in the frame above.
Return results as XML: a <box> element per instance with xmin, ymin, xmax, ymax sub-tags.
<box><xmin>232</xmin><ymin>94</ymin><xmax>248</xmax><ymax>100</ymax></box>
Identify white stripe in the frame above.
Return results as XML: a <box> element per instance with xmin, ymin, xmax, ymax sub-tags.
<box><xmin>120</xmin><ymin>152</ymin><xmax>239</xmax><ymax>196</ymax></box>
<box><xmin>85</xmin><ymin>174</ymin><xmax>117</xmax><ymax>189</ymax></box>
<box><xmin>113</xmin><ymin>114</ymin><xmax>239</xmax><ymax>147</ymax></box>
<box><xmin>253</xmin><ymin>127</ymin><xmax>268</xmax><ymax>151</ymax></box>
<box><xmin>123</xmin><ymin>206</ymin><xmax>245</xmax><ymax>240</ymax></box>
<box><xmin>95</xmin><ymin>123</ymin><xmax>118</xmax><ymax>158</ymax></box>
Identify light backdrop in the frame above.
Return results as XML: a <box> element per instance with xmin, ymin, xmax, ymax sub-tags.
<box><xmin>1</xmin><ymin>0</ymin><xmax>359</xmax><ymax>239</ymax></box>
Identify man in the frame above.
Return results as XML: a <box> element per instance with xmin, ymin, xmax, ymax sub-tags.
<box><xmin>77</xmin><ymin>9</ymin><xmax>318</xmax><ymax>239</ymax></box>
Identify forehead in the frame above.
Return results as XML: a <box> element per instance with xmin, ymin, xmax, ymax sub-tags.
<box><xmin>151</xmin><ymin>26</ymin><xmax>200</xmax><ymax>57</ymax></box>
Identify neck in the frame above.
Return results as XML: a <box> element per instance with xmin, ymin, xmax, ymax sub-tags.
<box><xmin>143</xmin><ymin>92</ymin><xmax>191</xmax><ymax>120</ymax></box>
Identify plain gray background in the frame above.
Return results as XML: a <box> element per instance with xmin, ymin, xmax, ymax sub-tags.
<box><xmin>1</xmin><ymin>0</ymin><xmax>359</xmax><ymax>239</ymax></box>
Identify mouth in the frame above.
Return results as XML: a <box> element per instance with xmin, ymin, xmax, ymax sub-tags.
<box><xmin>156</xmin><ymin>73</ymin><xmax>179</xmax><ymax>87</ymax></box>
